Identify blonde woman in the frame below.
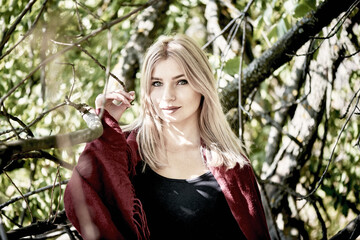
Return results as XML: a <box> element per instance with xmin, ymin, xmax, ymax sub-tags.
<box><xmin>64</xmin><ymin>34</ymin><xmax>270</xmax><ymax>240</ymax></box>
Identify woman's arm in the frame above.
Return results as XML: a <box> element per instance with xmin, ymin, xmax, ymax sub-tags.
<box><xmin>64</xmin><ymin>109</ymin><xmax>148</xmax><ymax>240</ymax></box>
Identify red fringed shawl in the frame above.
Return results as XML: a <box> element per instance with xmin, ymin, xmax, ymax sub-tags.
<box><xmin>64</xmin><ymin>110</ymin><xmax>270</xmax><ymax>240</ymax></box>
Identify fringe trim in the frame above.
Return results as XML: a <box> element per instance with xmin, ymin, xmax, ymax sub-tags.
<box><xmin>132</xmin><ymin>197</ymin><xmax>150</xmax><ymax>240</ymax></box>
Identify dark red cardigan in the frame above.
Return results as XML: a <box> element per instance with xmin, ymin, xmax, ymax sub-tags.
<box><xmin>64</xmin><ymin>110</ymin><xmax>270</xmax><ymax>240</ymax></box>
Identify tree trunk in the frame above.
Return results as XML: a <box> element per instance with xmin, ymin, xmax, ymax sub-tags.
<box><xmin>108</xmin><ymin>0</ymin><xmax>173</xmax><ymax>92</ymax></box>
<box><xmin>220</xmin><ymin>0</ymin><xmax>357</xmax><ymax>110</ymax></box>
<box><xmin>263</xmin><ymin>28</ymin><xmax>344</xmax><ymax>239</ymax></box>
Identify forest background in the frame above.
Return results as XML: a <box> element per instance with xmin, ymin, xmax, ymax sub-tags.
<box><xmin>0</xmin><ymin>0</ymin><xmax>359</xmax><ymax>239</ymax></box>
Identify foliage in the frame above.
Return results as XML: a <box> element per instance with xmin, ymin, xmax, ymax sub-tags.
<box><xmin>0</xmin><ymin>0</ymin><xmax>359</xmax><ymax>239</ymax></box>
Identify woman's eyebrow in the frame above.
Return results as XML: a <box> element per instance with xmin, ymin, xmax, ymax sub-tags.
<box><xmin>151</xmin><ymin>74</ymin><xmax>185</xmax><ymax>80</ymax></box>
<box><xmin>173</xmin><ymin>74</ymin><xmax>185</xmax><ymax>79</ymax></box>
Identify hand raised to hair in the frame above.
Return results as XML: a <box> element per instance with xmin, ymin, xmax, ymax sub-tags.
<box><xmin>95</xmin><ymin>89</ymin><xmax>135</xmax><ymax>122</ymax></box>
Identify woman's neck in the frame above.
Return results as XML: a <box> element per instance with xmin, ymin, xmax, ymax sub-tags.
<box><xmin>163</xmin><ymin>117</ymin><xmax>201</xmax><ymax>152</ymax></box>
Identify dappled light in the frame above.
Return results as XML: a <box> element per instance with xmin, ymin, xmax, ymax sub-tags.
<box><xmin>0</xmin><ymin>0</ymin><xmax>360</xmax><ymax>239</ymax></box>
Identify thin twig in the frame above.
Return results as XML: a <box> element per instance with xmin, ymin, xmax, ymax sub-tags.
<box><xmin>0</xmin><ymin>214</ymin><xmax>8</xmax><ymax>240</ymax></box>
<box><xmin>0</xmin><ymin>0</ymin><xmax>38</xmax><ymax>54</ymax></box>
<box><xmin>311</xmin><ymin>199</ymin><xmax>327</xmax><ymax>239</ymax></box>
<box><xmin>52</xmin><ymin>169</ymin><xmax>62</xmax><ymax>224</ymax></box>
<box><xmin>238</xmin><ymin>16</ymin><xmax>247</xmax><ymax>140</ymax></box>
<box><xmin>7</xmin><ymin>151</ymin><xmax>74</xmax><ymax>170</ymax></box>
<box><xmin>0</xmin><ymin>109</ymin><xmax>34</xmax><ymax>139</ymax></box>
<box><xmin>342</xmin><ymin>48</ymin><xmax>360</xmax><ymax>58</ymax></box>
<box><xmin>0</xmin><ymin>211</ymin><xmax>22</xmax><ymax>228</ymax></box>
<box><xmin>73</xmin><ymin>0</ymin><xmax>105</xmax><ymax>23</ymax></box>
<box><xmin>202</xmin><ymin>0</ymin><xmax>254</xmax><ymax>50</ymax></box>
<box><xmin>98</xmin><ymin>29</ymin><xmax>113</xmax><ymax>119</ymax></box>
<box><xmin>50</xmin><ymin>40</ymin><xmax>124</xmax><ymax>88</ymax></box>
<box><xmin>55</xmin><ymin>62</ymin><xmax>76</xmax><ymax>99</ymax></box>
<box><xmin>0</xmin><ymin>180</ymin><xmax>69</xmax><ymax>210</ymax></box>
<box><xmin>1</xmin><ymin>103</ymin><xmax>66</xmax><ymax>142</ymax></box>
<box><xmin>292</xmin><ymin>0</ymin><xmax>360</xmax><ymax>57</ymax></box>
<box><xmin>48</xmin><ymin>166</ymin><xmax>60</xmax><ymax>222</ymax></box>
<box><xmin>296</xmin><ymin>87</ymin><xmax>360</xmax><ymax>200</ymax></box>
<box><xmin>0</xmin><ymin>0</ymin><xmax>49</xmax><ymax>61</ymax></box>
<box><xmin>217</xmin><ymin>19</ymin><xmax>241</xmax><ymax>85</ymax></box>
<box><xmin>0</xmin><ymin>128</ymin><xmax>21</xmax><ymax>137</ymax></box>
<box><xmin>340</xmin><ymin>87</ymin><xmax>360</xmax><ymax>119</ymax></box>
<box><xmin>1</xmin><ymin>105</ymin><xmax>22</xmax><ymax>140</ymax></box>
<box><xmin>2</xmin><ymin>171</ymin><xmax>33</xmax><ymax>222</ymax></box>
<box><xmin>0</xmin><ymin>0</ymin><xmax>159</xmax><ymax>106</ymax></box>
<box><xmin>311</xmin><ymin>0</ymin><xmax>360</xmax><ymax>40</ymax></box>
<box><xmin>74</xmin><ymin>0</ymin><xmax>85</xmax><ymax>35</ymax></box>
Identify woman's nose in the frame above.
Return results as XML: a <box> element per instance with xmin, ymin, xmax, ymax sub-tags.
<box><xmin>163</xmin><ymin>85</ymin><xmax>176</xmax><ymax>101</ymax></box>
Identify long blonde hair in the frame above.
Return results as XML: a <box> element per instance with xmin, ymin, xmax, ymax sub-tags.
<box><xmin>123</xmin><ymin>34</ymin><xmax>248</xmax><ymax>169</ymax></box>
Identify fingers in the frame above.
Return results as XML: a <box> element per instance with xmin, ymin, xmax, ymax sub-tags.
<box><xmin>95</xmin><ymin>90</ymin><xmax>135</xmax><ymax>109</ymax></box>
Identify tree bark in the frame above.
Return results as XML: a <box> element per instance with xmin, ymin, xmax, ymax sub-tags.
<box><xmin>220</xmin><ymin>0</ymin><xmax>357</xmax><ymax>111</ymax></box>
<box><xmin>263</xmin><ymin>42</ymin><xmax>310</xmax><ymax>170</ymax></box>
<box><xmin>108</xmin><ymin>0</ymin><xmax>173</xmax><ymax>92</ymax></box>
<box><xmin>264</xmin><ymin>29</ymin><xmax>344</xmax><ymax>238</ymax></box>
<box><xmin>330</xmin><ymin>214</ymin><xmax>360</xmax><ymax>240</ymax></box>
<box><xmin>0</xmin><ymin>110</ymin><xmax>102</xmax><ymax>171</ymax></box>
<box><xmin>6</xmin><ymin>210</ymin><xmax>68</xmax><ymax>240</ymax></box>
<box><xmin>204</xmin><ymin>0</ymin><xmax>236</xmax><ymax>59</ymax></box>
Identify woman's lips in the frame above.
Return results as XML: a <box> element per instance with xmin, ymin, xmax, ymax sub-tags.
<box><xmin>161</xmin><ymin>106</ymin><xmax>181</xmax><ymax>114</ymax></box>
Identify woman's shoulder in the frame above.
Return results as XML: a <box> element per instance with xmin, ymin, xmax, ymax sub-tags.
<box><xmin>123</xmin><ymin>127</ymin><xmax>139</xmax><ymax>140</ymax></box>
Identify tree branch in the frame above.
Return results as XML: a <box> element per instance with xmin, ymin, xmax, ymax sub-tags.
<box><xmin>330</xmin><ymin>214</ymin><xmax>360</xmax><ymax>240</ymax></box>
<box><xmin>108</xmin><ymin>0</ymin><xmax>172</xmax><ymax>92</ymax></box>
<box><xmin>0</xmin><ymin>103</ymin><xmax>102</xmax><ymax>170</ymax></box>
<box><xmin>6</xmin><ymin>150</ymin><xmax>74</xmax><ymax>171</ymax></box>
<box><xmin>0</xmin><ymin>0</ymin><xmax>38</xmax><ymax>55</ymax></box>
<box><xmin>0</xmin><ymin>0</ymin><xmax>160</xmax><ymax>107</ymax></box>
<box><xmin>6</xmin><ymin>210</ymin><xmax>68</xmax><ymax>240</ymax></box>
<box><xmin>220</xmin><ymin>0</ymin><xmax>358</xmax><ymax>111</ymax></box>
<box><xmin>0</xmin><ymin>180</ymin><xmax>69</xmax><ymax>210</ymax></box>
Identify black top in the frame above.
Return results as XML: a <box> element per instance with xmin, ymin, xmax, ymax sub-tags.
<box><xmin>133</xmin><ymin>166</ymin><xmax>246</xmax><ymax>240</ymax></box>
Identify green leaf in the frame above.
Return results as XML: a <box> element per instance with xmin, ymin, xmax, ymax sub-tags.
<box><xmin>303</xmin><ymin>0</ymin><xmax>316</xmax><ymax>10</ymax></box>
<box><xmin>293</xmin><ymin>3</ymin><xmax>312</xmax><ymax>18</ymax></box>
<box><xmin>223</xmin><ymin>57</ymin><xmax>240</xmax><ymax>76</ymax></box>
<box><xmin>277</xmin><ymin>19</ymin><xmax>288</xmax><ymax>38</ymax></box>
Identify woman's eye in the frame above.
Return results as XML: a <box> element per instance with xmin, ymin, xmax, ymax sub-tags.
<box><xmin>177</xmin><ymin>79</ymin><xmax>188</xmax><ymax>85</ymax></box>
<box><xmin>151</xmin><ymin>81</ymin><xmax>162</xmax><ymax>87</ymax></box>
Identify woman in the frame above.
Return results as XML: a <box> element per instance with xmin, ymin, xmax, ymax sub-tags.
<box><xmin>64</xmin><ymin>34</ymin><xmax>270</xmax><ymax>240</ymax></box>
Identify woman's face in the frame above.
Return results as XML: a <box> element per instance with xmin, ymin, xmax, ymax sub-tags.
<box><xmin>149</xmin><ymin>58</ymin><xmax>202</xmax><ymax>126</ymax></box>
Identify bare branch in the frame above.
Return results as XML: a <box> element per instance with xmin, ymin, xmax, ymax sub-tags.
<box><xmin>6</xmin><ymin>151</ymin><xmax>74</xmax><ymax>171</ymax></box>
<box><xmin>55</xmin><ymin>62</ymin><xmax>76</xmax><ymax>99</ymax></box>
<box><xmin>50</xmin><ymin>38</ymin><xmax>124</xmax><ymax>88</ymax></box>
<box><xmin>311</xmin><ymin>199</ymin><xmax>327</xmax><ymax>239</ymax></box>
<box><xmin>220</xmin><ymin>0</ymin><xmax>357</xmax><ymax>112</ymax></box>
<box><xmin>202</xmin><ymin>0</ymin><xmax>254</xmax><ymax>51</ymax></box>
<box><xmin>49</xmin><ymin>166</ymin><xmax>61</xmax><ymax>223</ymax></box>
<box><xmin>0</xmin><ymin>180</ymin><xmax>69</xmax><ymax>210</ymax></box>
<box><xmin>0</xmin><ymin>102</ymin><xmax>103</xmax><ymax>170</ymax></box>
<box><xmin>73</xmin><ymin>0</ymin><xmax>104</xmax><ymax>23</ymax></box>
<box><xmin>0</xmin><ymin>0</ymin><xmax>49</xmax><ymax>61</ymax></box>
<box><xmin>6</xmin><ymin>210</ymin><xmax>68</xmax><ymax>239</ymax></box>
<box><xmin>1</xmin><ymin>105</ymin><xmax>22</xmax><ymax>140</ymax></box>
<box><xmin>238</xmin><ymin>16</ymin><xmax>247</xmax><ymax>141</ymax></box>
<box><xmin>0</xmin><ymin>0</ymin><xmax>160</xmax><ymax>107</ymax></box>
<box><xmin>0</xmin><ymin>214</ymin><xmax>8</xmax><ymax>240</ymax></box>
<box><xmin>330</xmin><ymin>214</ymin><xmax>360</xmax><ymax>240</ymax></box>
<box><xmin>2</xmin><ymin>171</ymin><xmax>33</xmax><ymax>222</ymax></box>
<box><xmin>297</xmin><ymin>87</ymin><xmax>360</xmax><ymax>200</ymax></box>
<box><xmin>0</xmin><ymin>0</ymin><xmax>38</xmax><ymax>54</ymax></box>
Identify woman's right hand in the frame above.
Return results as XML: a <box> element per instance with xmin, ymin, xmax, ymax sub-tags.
<box><xmin>95</xmin><ymin>89</ymin><xmax>135</xmax><ymax>122</ymax></box>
